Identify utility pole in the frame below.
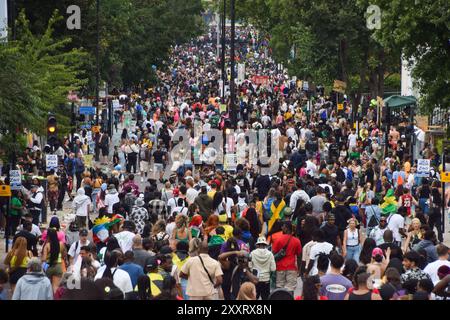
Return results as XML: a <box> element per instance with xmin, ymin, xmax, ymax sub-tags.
<box><xmin>221</xmin><ymin>0</ymin><xmax>226</xmax><ymax>102</ymax></box>
<box><xmin>95</xmin><ymin>0</ymin><xmax>100</xmax><ymax>162</ymax></box>
<box><xmin>230</xmin><ymin>0</ymin><xmax>236</xmax><ymax>128</ymax></box>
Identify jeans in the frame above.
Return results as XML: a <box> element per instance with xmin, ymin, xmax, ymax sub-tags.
<box><xmin>30</xmin><ymin>209</ymin><xmax>41</xmax><ymax>225</ymax></box>
<box><xmin>346</xmin><ymin>245</ymin><xmax>361</xmax><ymax>262</ymax></box>
<box><xmin>180</xmin><ymin>277</ymin><xmax>188</xmax><ymax>300</ymax></box>
<box><xmin>419</xmin><ymin>198</ymin><xmax>429</xmax><ymax>215</ymax></box>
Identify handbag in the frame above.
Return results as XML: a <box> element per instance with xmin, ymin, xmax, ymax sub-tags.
<box><xmin>274</xmin><ymin>235</ymin><xmax>292</xmax><ymax>262</ymax></box>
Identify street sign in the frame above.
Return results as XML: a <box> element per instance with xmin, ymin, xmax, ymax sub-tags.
<box><xmin>333</xmin><ymin>80</ymin><xmax>347</xmax><ymax>93</ymax></box>
<box><xmin>416</xmin><ymin>159</ymin><xmax>431</xmax><ymax>178</ymax></box>
<box><xmin>0</xmin><ymin>185</ymin><xmax>11</xmax><ymax>197</ymax></box>
<box><xmin>9</xmin><ymin>170</ymin><xmax>21</xmax><ymax>191</ymax></box>
<box><xmin>224</xmin><ymin>154</ymin><xmax>237</xmax><ymax>171</ymax></box>
<box><xmin>112</xmin><ymin>99</ymin><xmax>120</xmax><ymax>109</ymax></box>
<box><xmin>302</xmin><ymin>81</ymin><xmax>309</xmax><ymax>91</ymax></box>
<box><xmin>441</xmin><ymin>171</ymin><xmax>450</xmax><ymax>183</ymax></box>
<box><xmin>46</xmin><ymin>154</ymin><xmax>58</xmax><ymax>171</ymax></box>
<box><xmin>79</xmin><ymin>106</ymin><xmax>96</xmax><ymax>115</ymax></box>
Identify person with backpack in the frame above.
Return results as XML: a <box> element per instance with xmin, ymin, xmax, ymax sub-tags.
<box><xmin>272</xmin><ymin>221</ymin><xmax>301</xmax><ymax>294</ymax></box>
<box><xmin>365</xmin><ymin>198</ymin><xmax>382</xmax><ymax>235</ymax></box>
<box><xmin>74</xmin><ymin>154</ymin><xmax>85</xmax><ymax>191</ymax></box>
<box><xmin>68</xmin><ymin>229</ymin><xmax>90</xmax><ymax>266</ymax></box>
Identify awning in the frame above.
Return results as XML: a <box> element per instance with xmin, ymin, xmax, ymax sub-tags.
<box><xmin>383</xmin><ymin>95</ymin><xmax>417</xmax><ymax>108</ymax></box>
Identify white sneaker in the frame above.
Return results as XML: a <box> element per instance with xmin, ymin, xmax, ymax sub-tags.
<box><xmin>141</xmin><ymin>177</ymin><xmax>144</xmax><ymax>182</ymax></box>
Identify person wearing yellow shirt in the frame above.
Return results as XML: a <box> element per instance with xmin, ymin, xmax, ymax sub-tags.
<box><xmin>218</xmin><ymin>214</ymin><xmax>234</xmax><ymax>240</ymax></box>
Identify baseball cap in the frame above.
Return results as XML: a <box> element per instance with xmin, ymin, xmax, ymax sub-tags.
<box><xmin>145</xmin><ymin>256</ymin><xmax>159</xmax><ymax>270</ymax></box>
<box><xmin>372</xmin><ymin>247</ymin><xmax>383</xmax><ymax>258</ymax></box>
<box><xmin>256</xmin><ymin>236</ymin><xmax>268</xmax><ymax>246</ymax></box>
<box><xmin>79</xmin><ymin>229</ymin><xmax>89</xmax><ymax>236</ymax></box>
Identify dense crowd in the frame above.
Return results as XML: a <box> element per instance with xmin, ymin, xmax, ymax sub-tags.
<box><xmin>1</xmin><ymin>25</ymin><xmax>450</xmax><ymax>301</ymax></box>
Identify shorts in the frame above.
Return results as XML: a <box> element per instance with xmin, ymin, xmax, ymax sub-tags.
<box><xmin>154</xmin><ymin>163</ymin><xmax>164</xmax><ymax>172</ymax></box>
<box><xmin>101</xmin><ymin>147</ymin><xmax>109</xmax><ymax>157</ymax></box>
<box><xmin>9</xmin><ymin>268</ymin><xmax>27</xmax><ymax>284</ymax></box>
<box><xmin>140</xmin><ymin>161</ymin><xmax>149</xmax><ymax>172</ymax></box>
<box><xmin>46</xmin><ymin>264</ymin><xmax>63</xmax><ymax>278</ymax></box>
<box><xmin>276</xmin><ymin>270</ymin><xmax>298</xmax><ymax>292</ymax></box>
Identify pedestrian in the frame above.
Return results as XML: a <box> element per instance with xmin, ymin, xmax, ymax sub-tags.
<box><xmin>41</xmin><ymin>228</ymin><xmax>67</xmax><ymax>293</ymax></box>
<box><xmin>342</xmin><ymin>218</ymin><xmax>363</xmax><ymax>262</ymax></box>
<box><xmin>180</xmin><ymin>242</ymin><xmax>223</xmax><ymax>300</ymax></box>
<box><xmin>272</xmin><ymin>221</ymin><xmax>301</xmax><ymax>294</ymax></box>
<box><xmin>249</xmin><ymin>236</ymin><xmax>276</xmax><ymax>300</ymax></box>
<box><xmin>72</xmin><ymin>188</ymin><xmax>91</xmax><ymax>229</ymax></box>
<box><xmin>3</xmin><ymin>237</ymin><xmax>32</xmax><ymax>294</ymax></box>
<box><xmin>12</xmin><ymin>258</ymin><xmax>53</xmax><ymax>300</ymax></box>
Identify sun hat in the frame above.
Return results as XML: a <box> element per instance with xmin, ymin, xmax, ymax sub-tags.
<box><xmin>256</xmin><ymin>236</ymin><xmax>268</xmax><ymax>246</ymax></box>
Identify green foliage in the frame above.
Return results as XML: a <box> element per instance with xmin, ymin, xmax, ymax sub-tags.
<box><xmin>0</xmin><ymin>11</ymin><xmax>86</xmax><ymax>159</ymax></box>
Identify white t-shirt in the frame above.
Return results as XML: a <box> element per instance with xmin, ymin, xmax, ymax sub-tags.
<box><xmin>95</xmin><ymin>266</ymin><xmax>133</xmax><ymax>294</ymax></box>
<box><xmin>186</xmin><ymin>188</ymin><xmax>199</xmax><ymax>204</ymax></box>
<box><xmin>423</xmin><ymin>259</ymin><xmax>450</xmax><ymax>284</ymax></box>
<box><xmin>105</xmin><ymin>193</ymin><xmax>120</xmax><ymax>214</ymax></box>
<box><xmin>348</xmin><ymin>133</ymin><xmax>358</xmax><ymax>148</ymax></box>
<box><xmin>309</xmin><ymin>242</ymin><xmax>333</xmax><ymax>276</ymax></box>
<box><xmin>73</xmin><ymin>197</ymin><xmax>91</xmax><ymax>217</ymax></box>
<box><xmin>215</xmin><ymin>197</ymin><xmax>235</xmax><ymax>217</ymax></box>
<box><xmin>115</xmin><ymin>231</ymin><xmax>136</xmax><ymax>254</ymax></box>
<box><xmin>387</xmin><ymin>214</ymin><xmax>405</xmax><ymax>242</ymax></box>
<box><xmin>68</xmin><ymin>239</ymin><xmax>91</xmax><ymax>262</ymax></box>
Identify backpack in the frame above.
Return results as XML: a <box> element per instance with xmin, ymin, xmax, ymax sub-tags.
<box><xmin>346</xmin><ymin>169</ymin><xmax>353</xmax><ymax>181</ymax></box>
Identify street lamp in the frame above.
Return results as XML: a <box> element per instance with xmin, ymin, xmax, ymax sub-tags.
<box><xmin>229</xmin><ymin>0</ymin><xmax>236</xmax><ymax>129</ymax></box>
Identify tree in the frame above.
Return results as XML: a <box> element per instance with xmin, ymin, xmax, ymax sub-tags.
<box><xmin>0</xmin><ymin>11</ymin><xmax>86</xmax><ymax>161</ymax></box>
<box><xmin>370</xmin><ymin>0</ymin><xmax>450</xmax><ymax>117</ymax></box>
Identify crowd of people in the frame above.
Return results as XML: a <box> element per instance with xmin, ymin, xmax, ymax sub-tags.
<box><xmin>1</xmin><ymin>24</ymin><xmax>450</xmax><ymax>301</ymax></box>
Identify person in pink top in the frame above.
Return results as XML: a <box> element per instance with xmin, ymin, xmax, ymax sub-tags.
<box><xmin>41</xmin><ymin>216</ymin><xmax>66</xmax><ymax>244</ymax></box>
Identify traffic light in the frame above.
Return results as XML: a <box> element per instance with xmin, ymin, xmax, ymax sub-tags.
<box><xmin>47</xmin><ymin>114</ymin><xmax>58</xmax><ymax>147</ymax></box>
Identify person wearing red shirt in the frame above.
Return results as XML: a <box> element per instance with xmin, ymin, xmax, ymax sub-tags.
<box><xmin>272</xmin><ymin>221</ymin><xmax>302</xmax><ymax>294</ymax></box>
<box><xmin>398</xmin><ymin>188</ymin><xmax>418</xmax><ymax>216</ymax></box>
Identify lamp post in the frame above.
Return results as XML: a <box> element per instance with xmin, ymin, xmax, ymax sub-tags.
<box><xmin>95</xmin><ymin>0</ymin><xmax>100</xmax><ymax>126</ymax></box>
<box><xmin>221</xmin><ymin>0</ymin><xmax>226</xmax><ymax>102</ymax></box>
<box><xmin>229</xmin><ymin>0</ymin><xmax>236</xmax><ymax>129</ymax></box>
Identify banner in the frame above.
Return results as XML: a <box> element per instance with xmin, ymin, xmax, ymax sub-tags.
<box><xmin>46</xmin><ymin>154</ymin><xmax>58</xmax><ymax>171</ymax></box>
<box><xmin>10</xmin><ymin>170</ymin><xmax>22</xmax><ymax>191</ymax></box>
<box><xmin>416</xmin><ymin>159</ymin><xmax>430</xmax><ymax>178</ymax></box>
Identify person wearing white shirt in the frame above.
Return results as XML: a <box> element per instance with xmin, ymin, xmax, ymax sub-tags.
<box><xmin>348</xmin><ymin>130</ymin><xmax>358</xmax><ymax>150</ymax></box>
<box><xmin>95</xmin><ymin>255</ymin><xmax>133</xmax><ymax>296</ymax></box>
<box><xmin>186</xmin><ymin>179</ymin><xmax>199</xmax><ymax>204</ymax></box>
<box><xmin>115</xmin><ymin>221</ymin><xmax>137</xmax><ymax>254</ymax></box>
<box><xmin>68</xmin><ymin>229</ymin><xmax>90</xmax><ymax>266</ymax></box>
<box><xmin>423</xmin><ymin>244</ymin><xmax>450</xmax><ymax>284</ymax></box>
<box><xmin>289</xmin><ymin>183</ymin><xmax>311</xmax><ymax>210</ymax></box>
<box><xmin>104</xmin><ymin>185</ymin><xmax>120</xmax><ymax>214</ymax></box>
<box><xmin>307</xmin><ymin>231</ymin><xmax>333</xmax><ymax>276</ymax></box>
<box><xmin>306</xmin><ymin>158</ymin><xmax>318</xmax><ymax>177</ymax></box>
<box><xmin>386</xmin><ymin>209</ymin><xmax>407</xmax><ymax>246</ymax></box>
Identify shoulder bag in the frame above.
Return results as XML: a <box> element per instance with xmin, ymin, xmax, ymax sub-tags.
<box><xmin>274</xmin><ymin>235</ymin><xmax>292</xmax><ymax>262</ymax></box>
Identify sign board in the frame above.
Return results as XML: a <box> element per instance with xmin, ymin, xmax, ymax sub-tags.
<box><xmin>80</xmin><ymin>123</ymin><xmax>92</xmax><ymax>130</ymax></box>
<box><xmin>333</xmin><ymin>80</ymin><xmax>347</xmax><ymax>93</ymax></box>
<box><xmin>441</xmin><ymin>171</ymin><xmax>450</xmax><ymax>183</ymax></box>
<box><xmin>112</xmin><ymin>99</ymin><xmax>120</xmax><ymax>109</ymax></box>
<box><xmin>416</xmin><ymin>159</ymin><xmax>431</xmax><ymax>178</ymax></box>
<box><xmin>224</xmin><ymin>153</ymin><xmax>237</xmax><ymax>171</ymax></box>
<box><xmin>302</xmin><ymin>81</ymin><xmax>309</xmax><ymax>91</ymax></box>
<box><xmin>0</xmin><ymin>185</ymin><xmax>11</xmax><ymax>197</ymax></box>
<box><xmin>337</xmin><ymin>103</ymin><xmax>344</xmax><ymax>110</ymax></box>
<box><xmin>252</xmin><ymin>75</ymin><xmax>270</xmax><ymax>87</ymax></box>
<box><xmin>46</xmin><ymin>154</ymin><xmax>58</xmax><ymax>171</ymax></box>
<box><xmin>9</xmin><ymin>170</ymin><xmax>22</xmax><ymax>191</ymax></box>
<box><xmin>415</xmin><ymin>116</ymin><xmax>429</xmax><ymax>132</ymax></box>
<box><xmin>79</xmin><ymin>106</ymin><xmax>96</xmax><ymax>115</ymax></box>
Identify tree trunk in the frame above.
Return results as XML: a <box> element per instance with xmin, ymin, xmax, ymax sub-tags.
<box><xmin>377</xmin><ymin>49</ymin><xmax>385</xmax><ymax>97</ymax></box>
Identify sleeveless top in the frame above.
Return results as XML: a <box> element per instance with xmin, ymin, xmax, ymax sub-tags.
<box><xmin>346</xmin><ymin>229</ymin><xmax>359</xmax><ymax>246</ymax></box>
<box><xmin>349</xmin><ymin>291</ymin><xmax>372</xmax><ymax>300</ymax></box>
<box><xmin>176</xmin><ymin>230</ymin><xmax>189</xmax><ymax>243</ymax></box>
